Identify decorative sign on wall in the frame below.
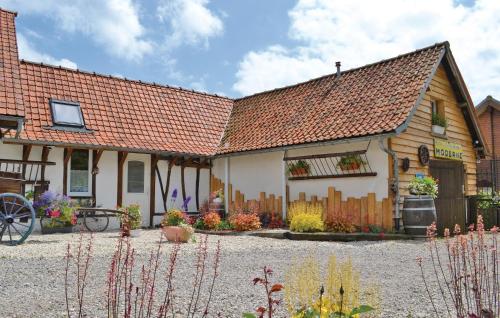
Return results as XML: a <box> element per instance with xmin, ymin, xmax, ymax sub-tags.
<box><xmin>434</xmin><ymin>139</ymin><xmax>463</xmax><ymax>161</ymax></box>
<box><xmin>418</xmin><ymin>145</ymin><xmax>430</xmax><ymax>166</ymax></box>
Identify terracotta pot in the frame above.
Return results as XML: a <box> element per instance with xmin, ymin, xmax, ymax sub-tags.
<box><xmin>291</xmin><ymin>167</ymin><xmax>308</xmax><ymax>176</ymax></box>
<box><xmin>339</xmin><ymin>162</ymin><xmax>361</xmax><ymax>171</ymax></box>
<box><xmin>162</xmin><ymin>226</ymin><xmax>193</xmax><ymax>243</ymax></box>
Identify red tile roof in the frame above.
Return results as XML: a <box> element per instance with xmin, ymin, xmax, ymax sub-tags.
<box><xmin>16</xmin><ymin>61</ymin><xmax>233</xmax><ymax>156</ymax></box>
<box><xmin>218</xmin><ymin>43</ymin><xmax>446</xmax><ymax>154</ymax></box>
<box><xmin>0</xmin><ymin>8</ymin><xmax>455</xmax><ymax>157</ymax></box>
<box><xmin>0</xmin><ymin>9</ymin><xmax>24</xmax><ymax>117</ymax></box>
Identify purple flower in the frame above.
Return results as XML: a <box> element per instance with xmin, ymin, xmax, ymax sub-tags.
<box><xmin>171</xmin><ymin>189</ymin><xmax>178</xmax><ymax>200</ymax></box>
<box><xmin>182</xmin><ymin>196</ymin><xmax>191</xmax><ymax>211</ymax></box>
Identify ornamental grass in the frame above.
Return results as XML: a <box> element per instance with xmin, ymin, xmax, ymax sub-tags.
<box><xmin>284</xmin><ymin>255</ymin><xmax>380</xmax><ymax>317</ymax></box>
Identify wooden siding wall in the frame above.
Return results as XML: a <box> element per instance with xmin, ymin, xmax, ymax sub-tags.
<box><xmin>210</xmin><ymin>175</ymin><xmax>393</xmax><ymax>230</ymax></box>
<box><xmin>391</xmin><ymin>65</ymin><xmax>477</xmax><ymax>196</ymax></box>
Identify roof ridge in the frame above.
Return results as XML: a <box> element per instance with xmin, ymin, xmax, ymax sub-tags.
<box><xmin>0</xmin><ymin>7</ymin><xmax>18</xmax><ymax>16</ymax></box>
<box><xmin>19</xmin><ymin>59</ymin><xmax>233</xmax><ymax>101</ymax></box>
<box><xmin>235</xmin><ymin>41</ymin><xmax>448</xmax><ymax>101</ymax></box>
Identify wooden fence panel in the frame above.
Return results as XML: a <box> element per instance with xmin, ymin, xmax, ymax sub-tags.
<box><xmin>209</xmin><ymin>175</ymin><xmax>394</xmax><ymax>229</ymax></box>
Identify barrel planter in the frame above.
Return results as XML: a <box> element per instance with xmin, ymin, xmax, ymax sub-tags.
<box><xmin>402</xmin><ymin>195</ymin><xmax>436</xmax><ymax>236</ymax></box>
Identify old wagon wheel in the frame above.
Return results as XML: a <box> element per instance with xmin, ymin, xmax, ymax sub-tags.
<box><xmin>82</xmin><ymin>209</ymin><xmax>109</xmax><ymax>232</ymax></box>
<box><xmin>0</xmin><ymin>193</ymin><xmax>35</xmax><ymax>245</ymax></box>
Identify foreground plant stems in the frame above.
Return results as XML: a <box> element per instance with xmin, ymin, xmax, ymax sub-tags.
<box><xmin>65</xmin><ymin>231</ymin><xmax>94</xmax><ymax>318</ymax></box>
<box><xmin>417</xmin><ymin>217</ymin><xmax>498</xmax><ymax>318</ymax></box>
<box><xmin>65</xmin><ymin>233</ymin><xmax>221</xmax><ymax>317</ymax></box>
<box><xmin>244</xmin><ymin>266</ymin><xmax>284</xmax><ymax>318</ymax></box>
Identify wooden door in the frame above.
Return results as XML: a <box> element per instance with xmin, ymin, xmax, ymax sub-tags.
<box><xmin>429</xmin><ymin>160</ymin><xmax>466</xmax><ymax>233</ymax></box>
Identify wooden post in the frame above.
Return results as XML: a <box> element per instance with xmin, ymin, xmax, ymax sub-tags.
<box><xmin>40</xmin><ymin>146</ymin><xmax>50</xmax><ymax>192</ymax></box>
<box><xmin>91</xmin><ymin>149</ymin><xmax>104</xmax><ymax>206</ymax></box>
<box><xmin>327</xmin><ymin>187</ymin><xmax>335</xmax><ymax>222</ymax></box>
<box><xmin>367</xmin><ymin>193</ymin><xmax>376</xmax><ymax>225</ymax></box>
<box><xmin>63</xmin><ymin>148</ymin><xmax>73</xmax><ymax>196</ymax></box>
<box><xmin>21</xmin><ymin>145</ymin><xmax>32</xmax><ymax>194</ymax></box>
<box><xmin>149</xmin><ymin>154</ymin><xmax>159</xmax><ymax>228</ymax></box>
<box><xmin>180</xmin><ymin>163</ymin><xmax>186</xmax><ymax>202</ymax></box>
<box><xmin>195</xmin><ymin>167</ymin><xmax>200</xmax><ymax>211</ymax></box>
<box><xmin>117</xmin><ymin>151</ymin><xmax>128</xmax><ymax>207</ymax></box>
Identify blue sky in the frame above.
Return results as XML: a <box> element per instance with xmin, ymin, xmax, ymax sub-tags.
<box><xmin>1</xmin><ymin>0</ymin><xmax>499</xmax><ymax>102</ymax></box>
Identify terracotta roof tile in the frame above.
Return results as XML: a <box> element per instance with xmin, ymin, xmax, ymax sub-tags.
<box><xmin>218</xmin><ymin>43</ymin><xmax>446</xmax><ymax>154</ymax></box>
<box><xmin>0</xmin><ymin>9</ymin><xmax>23</xmax><ymax>117</ymax></box>
<box><xmin>16</xmin><ymin>62</ymin><xmax>233</xmax><ymax>156</ymax></box>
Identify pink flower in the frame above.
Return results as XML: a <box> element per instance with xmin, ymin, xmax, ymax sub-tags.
<box><xmin>50</xmin><ymin>210</ymin><xmax>61</xmax><ymax>218</ymax></box>
<box><xmin>71</xmin><ymin>214</ymin><xmax>77</xmax><ymax>225</ymax></box>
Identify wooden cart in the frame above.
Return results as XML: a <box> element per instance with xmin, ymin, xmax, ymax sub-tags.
<box><xmin>0</xmin><ymin>159</ymin><xmax>55</xmax><ymax>245</ymax></box>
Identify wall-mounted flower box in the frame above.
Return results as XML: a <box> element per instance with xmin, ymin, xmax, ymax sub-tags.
<box><xmin>284</xmin><ymin>150</ymin><xmax>376</xmax><ymax>180</ymax></box>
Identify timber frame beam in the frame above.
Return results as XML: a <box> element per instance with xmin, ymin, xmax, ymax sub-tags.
<box><xmin>62</xmin><ymin>148</ymin><xmax>73</xmax><ymax>195</ymax></box>
<box><xmin>91</xmin><ymin>149</ymin><xmax>104</xmax><ymax>206</ymax></box>
<box><xmin>117</xmin><ymin>151</ymin><xmax>128</xmax><ymax>207</ymax></box>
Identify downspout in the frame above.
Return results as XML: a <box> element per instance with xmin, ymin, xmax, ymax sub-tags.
<box><xmin>378</xmin><ymin>137</ymin><xmax>400</xmax><ymax>231</ymax></box>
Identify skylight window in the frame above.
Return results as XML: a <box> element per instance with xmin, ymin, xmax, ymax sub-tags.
<box><xmin>50</xmin><ymin>99</ymin><xmax>85</xmax><ymax>127</ymax></box>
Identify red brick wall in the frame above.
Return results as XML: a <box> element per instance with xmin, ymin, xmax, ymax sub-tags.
<box><xmin>477</xmin><ymin>108</ymin><xmax>500</xmax><ymax>159</ymax></box>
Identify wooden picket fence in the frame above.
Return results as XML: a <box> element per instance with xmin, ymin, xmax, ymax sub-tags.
<box><xmin>210</xmin><ymin>175</ymin><xmax>393</xmax><ymax>230</ymax></box>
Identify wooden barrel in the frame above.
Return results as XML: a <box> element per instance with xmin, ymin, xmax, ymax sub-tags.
<box><xmin>402</xmin><ymin>195</ymin><xmax>436</xmax><ymax>236</ymax></box>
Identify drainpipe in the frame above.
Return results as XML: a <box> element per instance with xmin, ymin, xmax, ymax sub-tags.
<box><xmin>379</xmin><ymin>137</ymin><xmax>400</xmax><ymax>231</ymax></box>
<box><xmin>282</xmin><ymin>150</ymin><xmax>288</xmax><ymax>221</ymax></box>
<box><xmin>224</xmin><ymin>157</ymin><xmax>230</xmax><ymax>218</ymax></box>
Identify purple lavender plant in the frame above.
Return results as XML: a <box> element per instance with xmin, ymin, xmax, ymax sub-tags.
<box><xmin>182</xmin><ymin>196</ymin><xmax>191</xmax><ymax>211</ymax></box>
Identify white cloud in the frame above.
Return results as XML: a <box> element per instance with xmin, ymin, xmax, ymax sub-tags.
<box><xmin>17</xmin><ymin>34</ymin><xmax>77</xmax><ymax>69</ymax></box>
<box><xmin>3</xmin><ymin>0</ymin><xmax>153</xmax><ymax>61</ymax></box>
<box><xmin>157</xmin><ymin>0</ymin><xmax>223</xmax><ymax>49</ymax></box>
<box><xmin>233</xmin><ymin>0</ymin><xmax>500</xmax><ymax>102</ymax></box>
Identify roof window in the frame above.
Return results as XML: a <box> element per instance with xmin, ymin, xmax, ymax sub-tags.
<box><xmin>50</xmin><ymin>99</ymin><xmax>85</xmax><ymax>127</ymax></box>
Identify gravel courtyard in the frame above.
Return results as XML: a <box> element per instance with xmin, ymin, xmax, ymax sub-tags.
<box><xmin>0</xmin><ymin>230</ymin><xmax>442</xmax><ymax>317</ymax></box>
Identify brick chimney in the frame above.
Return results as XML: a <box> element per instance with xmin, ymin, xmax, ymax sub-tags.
<box><xmin>0</xmin><ymin>8</ymin><xmax>24</xmax><ymax>118</ymax></box>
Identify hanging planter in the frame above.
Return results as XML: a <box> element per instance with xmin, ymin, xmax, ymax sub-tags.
<box><xmin>337</xmin><ymin>155</ymin><xmax>366</xmax><ymax>171</ymax></box>
<box><xmin>288</xmin><ymin>160</ymin><xmax>310</xmax><ymax>176</ymax></box>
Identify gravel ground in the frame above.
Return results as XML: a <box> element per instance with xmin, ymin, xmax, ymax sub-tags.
<box><xmin>0</xmin><ymin>230</ymin><xmax>444</xmax><ymax>317</ymax></box>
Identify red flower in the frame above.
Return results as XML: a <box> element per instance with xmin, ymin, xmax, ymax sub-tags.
<box><xmin>71</xmin><ymin>214</ymin><xmax>77</xmax><ymax>225</ymax></box>
<box><xmin>50</xmin><ymin>210</ymin><xmax>61</xmax><ymax>218</ymax></box>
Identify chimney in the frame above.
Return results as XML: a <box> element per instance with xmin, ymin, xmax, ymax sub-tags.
<box><xmin>335</xmin><ymin>61</ymin><xmax>341</xmax><ymax>78</ymax></box>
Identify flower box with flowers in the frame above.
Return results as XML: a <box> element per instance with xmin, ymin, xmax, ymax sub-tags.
<box><xmin>34</xmin><ymin>191</ymin><xmax>78</xmax><ymax>234</ymax></box>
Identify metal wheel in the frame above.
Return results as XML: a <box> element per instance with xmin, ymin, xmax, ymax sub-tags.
<box><xmin>0</xmin><ymin>193</ymin><xmax>35</xmax><ymax>245</ymax></box>
<box><xmin>83</xmin><ymin>209</ymin><xmax>109</xmax><ymax>232</ymax></box>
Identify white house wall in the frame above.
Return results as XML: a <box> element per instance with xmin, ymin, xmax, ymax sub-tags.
<box><xmin>212</xmin><ymin>140</ymin><xmax>389</xmax><ymax>203</ymax></box>
<box><xmin>0</xmin><ymin>142</ymin><xmax>209</xmax><ymax>230</ymax></box>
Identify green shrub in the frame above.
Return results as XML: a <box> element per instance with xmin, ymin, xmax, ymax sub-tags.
<box><xmin>119</xmin><ymin>204</ymin><xmax>142</xmax><ymax>230</ymax></box>
<box><xmin>290</xmin><ymin>213</ymin><xmax>324</xmax><ymax>232</ymax></box>
<box><xmin>431</xmin><ymin>112</ymin><xmax>448</xmax><ymax>128</ymax></box>
<box><xmin>217</xmin><ymin>219</ymin><xmax>233</xmax><ymax>230</ymax></box>
<box><xmin>408</xmin><ymin>176</ymin><xmax>438</xmax><ymax>198</ymax></box>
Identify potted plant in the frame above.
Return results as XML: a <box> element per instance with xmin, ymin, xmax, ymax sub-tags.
<box><xmin>161</xmin><ymin>209</ymin><xmax>194</xmax><ymax>242</ymax></box>
<box><xmin>160</xmin><ymin>189</ymin><xmax>194</xmax><ymax>242</ymax></box>
<box><xmin>119</xmin><ymin>204</ymin><xmax>142</xmax><ymax>237</ymax></box>
<box><xmin>288</xmin><ymin>160</ymin><xmax>310</xmax><ymax>176</ymax></box>
<box><xmin>403</xmin><ymin>176</ymin><xmax>439</xmax><ymax>235</ymax></box>
<box><xmin>337</xmin><ymin>154</ymin><xmax>366</xmax><ymax>171</ymax></box>
<box><xmin>431</xmin><ymin>113</ymin><xmax>447</xmax><ymax>135</ymax></box>
<box><xmin>34</xmin><ymin>191</ymin><xmax>78</xmax><ymax>234</ymax></box>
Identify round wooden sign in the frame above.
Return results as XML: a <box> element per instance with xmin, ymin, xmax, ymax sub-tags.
<box><xmin>418</xmin><ymin>145</ymin><xmax>430</xmax><ymax>166</ymax></box>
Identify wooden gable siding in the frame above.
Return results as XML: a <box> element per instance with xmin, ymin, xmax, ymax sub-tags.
<box><xmin>391</xmin><ymin>65</ymin><xmax>477</xmax><ymax>196</ymax></box>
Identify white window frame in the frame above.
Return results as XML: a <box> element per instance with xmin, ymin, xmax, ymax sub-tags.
<box><xmin>67</xmin><ymin>149</ymin><xmax>93</xmax><ymax>197</ymax></box>
<box><xmin>50</xmin><ymin>99</ymin><xmax>85</xmax><ymax>127</ymax></box>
